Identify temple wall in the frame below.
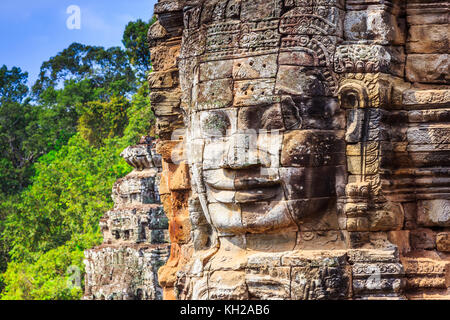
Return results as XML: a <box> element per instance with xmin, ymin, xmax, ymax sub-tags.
<box><xmin>85</xmin><ymin>0</ymin><xmax>449</xmax><ymax>300</ymax></box>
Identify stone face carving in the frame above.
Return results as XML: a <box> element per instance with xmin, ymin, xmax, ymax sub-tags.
<box><xmin>145</xmin><ymin>0</ymin><xmax>450</xmax><ymax>300</ymax></box>
<box><xmin>83</xmin><ymin>137</ymin><xmax>169</xmax><ymax>300</ymax></box>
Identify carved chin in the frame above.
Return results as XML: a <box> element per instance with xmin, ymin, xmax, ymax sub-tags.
<box><xmin>204</xmin><ymin>200</ymin><xmax>298</xmax><ymax>236</ymax></box>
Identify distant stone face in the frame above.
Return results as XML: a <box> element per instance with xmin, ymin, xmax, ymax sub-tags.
<box><xmin>146</xmin><ymin>0</ymin><xmax>450</xmax><ymax>300</ymax></box>
<box><xmin>83</xmin><ymin>137</ymin><xmax>169</xmax><ymax>300</ymax></box>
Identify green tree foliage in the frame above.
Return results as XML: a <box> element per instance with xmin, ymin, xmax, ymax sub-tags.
<box><xmin>32</xmin><ymin>43</ymin><xmax>137</xmax><ymax>99</ymax></box>
<box><xmin>31</xmin><ymin>44</ymin><xmax>139</xmax><ymax>156</ymax></box>
<box><xmin>0</xmin><ymin>18</ymin><xmax>155</xmax><ymax>300</ymax></box>
<box><xmin>0</xmin><ymin>41</ymin><xmax>141</xmax><ymax>196</ymax></box>
<box><xmin>2</xmin><ymin>134</ymin><xmax>130</xmax><ymax>261</ymax></box>
<box><xmin>0</xmin><ymin>240</ymin><xmax>86</xmax><ymax>300</ymax></box>
<box><xmin>0</xmin><ymin>193</ymin><xmax>13</xmax><ymax>288</ymax></box>
<box><xmin>0</xmin><ymin>66</ymin><xmax>29</xmax><ymax>103</ymax></box>
<box><xmin>122</xmin><ymin>18</ymin><xmax>154</xmax><ymax>79</ymax></box>
<box><xmin>123</xmin><ymin>83</ymin><xmax>155</xmax><ymax>141</ymax></box>
<box><xmin>0</xmin><ymin>66</ymin><xmax>41</xmax><ymax>194</ymax></box>
<box><xmin>78</xmin><ymin>96</ymin><xmax>131</xmax><ymax>146</ymax></box>
<box><xmin>0</xmin><ymin>91</ymin><xmax>153</xmax><ymax>299</ymax></box>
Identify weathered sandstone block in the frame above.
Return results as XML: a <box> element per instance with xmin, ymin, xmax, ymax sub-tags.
<box><xmin>436</xmin><ymin>232</ymin><xmax>450</xmax><ymax>252</ymax></box>
<box><xmin>407</xmin><ymin>24</ymin><xmax>449</xmax><ymax>54</ymax></box>
<box><xmin>344</xmin><ymin>9</ymin><xmax>405</xmax><ymax>45</ymax></box>
<box><xmin>417</xmin><ymin>200</ymin><xmax>450</xmax><ymax>227</ymax></box>
<box><xmin>406</xmin><ymin>54</ymin><xmax>449</xmax><ymax>83</ymax></box>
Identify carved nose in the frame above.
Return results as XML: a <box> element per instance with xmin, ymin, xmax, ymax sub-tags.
<box><xmin>222</xmin><ymin>133</ymin><xmax>260</xmax><ymax>169</ymax></box>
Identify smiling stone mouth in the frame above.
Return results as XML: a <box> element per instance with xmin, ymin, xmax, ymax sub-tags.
<box><xmin>206</xmin><ymin>185</ymin><xmax>280</xmax><ymax>203</ymax></box>
<box><xmin>234</xmin><ymin>187</ymin><xmax>280</xmax><ymax>203</ymax></box>
<box><xmin>206</xmin><ymin>176</ymin><xmax>281</xmax><ymax>191</ymax></box>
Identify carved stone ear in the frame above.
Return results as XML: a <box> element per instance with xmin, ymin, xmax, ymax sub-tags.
<box><xmin>345</xmin><ymin>108</ymin><xmax>366</xmax><ymax>143</ymax></box>
<box><xmin>338</xmin><ymin>83</ymin><xmax>368</xmax><ymax>110</ymax></box>
<box><xmin>339</xmin><ymin>83</ymin><xmax>370</xmax><ymax>144</ymax></box>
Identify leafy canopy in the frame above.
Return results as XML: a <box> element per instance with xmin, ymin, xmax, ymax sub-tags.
<box><xmin>32</xmin><ymin>43</ymin><xmax>137</xmax><ymax>99</ymax></box>
<box><xmin>0</xmin><ymin>65</ymin><xmax>29</xmax><ymax>103</ymax></box>
<box><xmin>0</xmin><ymin>17</ymin><xmax>155</xmax><ymax>300</ymax></box>
<box><xmin>122</xmin><ymin>18</ymin><xmax>155</xmax><ymax>79</ymax></box>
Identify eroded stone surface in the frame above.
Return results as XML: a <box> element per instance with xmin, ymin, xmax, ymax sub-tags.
<box><xmin>143</xmin><ymin>0</ymin><xmax>450</xmax><ymax>300</ymax></box>
<box><xmin>84</xmin><ymin>137</ymin><xmax>169</xmax><ymax>300</ymax></box>
<box><xmin>406</xmin><ymin>54</ymin><xmax>449</xmax><ymax>83</ymax></box>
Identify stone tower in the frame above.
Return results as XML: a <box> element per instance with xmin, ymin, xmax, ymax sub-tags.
<box><xmin>83</xmin><ymin>137</ymin><xmax>170</xmax><ymax>300</ymax></box>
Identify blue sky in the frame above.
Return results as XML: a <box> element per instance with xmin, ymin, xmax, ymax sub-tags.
<box><xmin>0</xmin><ymin>0</ymin><xmax>158</xmax><ymax>86</ymax></box>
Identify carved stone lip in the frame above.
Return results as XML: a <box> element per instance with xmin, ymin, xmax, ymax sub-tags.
<box><xmin>234</xmin><ymin>187</ymin><xmax>279</xmax><ymax>203</ymax></box>
<box><xmin>206</xmin><ymin>176</ymin><xmax>280</xmax><ymax>191</ymax></box>
<box><xmin>207</xmin><ymin>186</ymin><xmax>280</xmax><ymax>204</ymax></box>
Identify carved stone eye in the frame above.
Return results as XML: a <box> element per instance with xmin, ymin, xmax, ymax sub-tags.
<box><xmin>202</xmin><ymin>112</ymin><xmax>230</xmax><ymax>137</ymax></box>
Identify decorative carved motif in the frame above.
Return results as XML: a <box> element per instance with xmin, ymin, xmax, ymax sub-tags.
<box><xmin>280</xmin><ymin>6</ymin><xmax>343</xmax><ymax>37</ymax></box>
<box><xmin>334</xmin><ymin>45</ymin><xmax>405</xmax><ymax>76</ymax></box>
